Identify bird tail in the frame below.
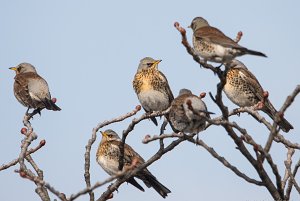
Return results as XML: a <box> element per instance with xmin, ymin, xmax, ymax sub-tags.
<box><xmin>142</xmin><ymin>172</ymin><xmax>171</xmax><ymax>198</ymax></box>
<box><xmin>127</xmin><ymin>177</ymin><xmax>145</xmax><ymax>192</ymax></box>
<box><xmin>263</xmin><ymin>103</ymin><xmax>293</xmax><ymax>133</ymax></box>
<box><xmin>242</xmin><ymin>48</ymin><xmax>267</xmax><ymax>58</ymax></box>
<box><xmin>43</xmin><ymin>99</ymin><xmax>61</xmax><ymax>111</ymax></box>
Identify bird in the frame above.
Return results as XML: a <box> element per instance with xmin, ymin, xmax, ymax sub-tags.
<box><xmin>223</xmin><ymin>60</ymin><xmax>293</xmax><ymax>132</ymax></box>
<box><xmin>133</xmin><ymin>57</ymin><xmax>174</xmax><ymax>126</ymax></box>
<box><xmin>189</xmin><ymin>17</ymin><xmax>267</xmax><ymax>64</ymax></box>
<box><xmin>9</xmin><ymin>62</ymin><xmax>61</xmax><ymax>116</ymax></box>
<box><xmin>96</xmin><ymin>129</ymin><xmax>171</xmax><ymax>198</ymax></box>
<box><xmin>169</xmin><ymin>89</ymin><xmax>212</xmax><ymax>134</ymax></box>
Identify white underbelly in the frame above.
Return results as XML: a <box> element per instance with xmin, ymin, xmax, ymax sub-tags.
<box><xmin>138</xmin><ymin>90</ymin><xmax>170</xmax><ymax>112</ymax></box>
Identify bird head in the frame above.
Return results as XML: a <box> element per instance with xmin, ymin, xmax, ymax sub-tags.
<box><xmin>100</xmin><ymin>129</ymin><xmax>121</xmax><ymax>141</ymax></box>
<box><xmin>188</xmin><ymin>17</ymin><xmax>209</xmax><ymax>31</ymax></box>
<box><xmin>9</xmin><ymin>63</ymin><xmax>37</xmax><ymax>74</ymax></box>
<box><xmin>178</xmin><ymin>88</ymin><xmax>193</xmax><ymax>96</ymax></box>
<box><xmin>137</xmin><ymin>57</ymin><xmax>162</xmax><ymax>72</ymax></box>
<box><xmin>228</xmin><ymin>59</ymin><xmax>248</xmax><ymax>70</ymax></box>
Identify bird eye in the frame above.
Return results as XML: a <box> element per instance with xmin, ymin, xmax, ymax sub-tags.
<box><xmin>146</xmin><ymin>63</ymin><xmax>153</xmax><ymax>67</ymax></box>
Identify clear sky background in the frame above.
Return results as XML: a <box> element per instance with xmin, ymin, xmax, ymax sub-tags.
<box><xmin>1</xmin><ymin>1</ymin><xmax>299</xmax><ymax>201</ymax></box>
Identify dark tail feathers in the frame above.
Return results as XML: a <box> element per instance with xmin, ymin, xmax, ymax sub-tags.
<box><xmin>43</xmin><ymin>99</ymin><xmax>61</xmax><ymax>111</ymax></box>
<box><xmin>127</xmin><ymin>177</ymin><xmax>145</xmax><ymax>192</ymax></box>
<box><xmin>243</xmin><ymin>48</ymin><xmax>267</xmax><ymax>58</ymax></box>
<box><xmin>263</xmin><ymin>107</ymin><xmax>294</xmax><ymax>133</ymax></box>
<box><xmin>277</xmin><ymin>117</ymin><xmax>294</xmax><ymax>133</ymax></box>
<box><xmin>142</xmin><ymin>173</ymin><xmax>171</xmax><ymax>198</ymax></box>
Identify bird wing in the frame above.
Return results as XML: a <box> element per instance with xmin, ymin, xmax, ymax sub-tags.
<box><xmin>238</xmin><ymin>68</ymin><xmax>265</xmax><ymax>101</ymax></box>
<box><xmin>110</xmin><ymin>141</ymin><xmax>145</xmax><ymax>167</ymax></box>
<box><xmin>158</xmin><ymin>71</ymin><xmax>174</xmax><ymax>103</ymax></box>
<box><xmin>194</xmin><ymin>26</ymin><xmax>242</xmax><ymax>49</ymax></box>
<box><xmin>26</xmin><ymin>73</ymin><xmax>51</xmax><ymax>101</ymax></box>
<box><xmin>14</xmin><ymin>74</ymin><xmax>36</xmax><ymax>107</ymax></box>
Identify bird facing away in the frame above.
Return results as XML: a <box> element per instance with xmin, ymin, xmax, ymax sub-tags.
<box><xmin>9</xmin><ymin>63</ymin><xmax>61</xmax><ymax>115</ymax></box>
<box><xmin>133</xmin><ymin>57</ymin><xmax>174</xmax><ymax>126</ymax></box>
<box><xmin>96</xmin><ymin>129</ymin><xmax>171</xmax><ymax>198</ymax></box>
<box><xmin>223</xmin><ymin>60</ymin><xmax>293</xmax><ymax>132</ymax></box>
<box><xmin>169</xmin><ymin>89</ymin><xmax>212</xmax><ymax>134</ymax></box>
<box><xmin>189</xmin><ymin>17</ymin><xmax>267</xmax><ymax>64</ymax></box>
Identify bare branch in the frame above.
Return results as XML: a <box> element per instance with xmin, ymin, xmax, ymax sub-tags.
<box><xmin>118</xmin><ymin>108</ymin><xmax>170</xmax><ymax>171</ymax></box>
<box><xmin>97</xmin><ymin>137</ymin><xmax>185</xmax><ymax>201</ymax></box>
<box><xmin>286</xmin><ymin>157</ymin><xmax>300</xmax><ymax>199</ymax></box>
<box><xmin>187</xmin><ymin>137</ymin><xmax>264</xmax><ymax>186</ymax></box>
<box><xmin>0</xmin><ymin>139</ymin><xmax>46</xmax><ymax>171</ymax></box>
<box><xmin>15</xmin><ymin>169</ymin><xmax>67</xmax><ymax>201</ymax></box>
<box><xmin>84</xmin><ymin>105</ymin><xmax>142</xmax><ymax>201</ymax></box>
<box><xmin>282</xmin><ymin>148</ymin><xmax>295</xmax><ymax>190</ymax></box>
<box><xmin>26</xmin><ymin>155</ymin><xmax>50</xmax><ymax>201</ymax></box>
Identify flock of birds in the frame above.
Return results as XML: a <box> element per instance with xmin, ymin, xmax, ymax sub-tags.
<box><xmin>9</xmin><ymin>17</ymin><xmax>293</xmax><ymax>198</ymax></box>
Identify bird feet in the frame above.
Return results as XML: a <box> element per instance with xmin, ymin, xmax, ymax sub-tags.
<box><xmin>25</xmin><ymin>108</ymin><xmax>42</xmax><ymax>120</ymax></box>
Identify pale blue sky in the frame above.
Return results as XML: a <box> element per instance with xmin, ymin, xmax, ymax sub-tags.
<box><xmin>1</xmin><ymin>1</ymin><xmax>299</xmax><ymax>200</ymax></box>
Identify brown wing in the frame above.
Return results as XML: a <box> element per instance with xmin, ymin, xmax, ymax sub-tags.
<box><xmin>14</xmin><ymin>74</ymin><xmax>36</xmax><ymax>108</ymax></box>
<box><xmin>110</xmin><ymin>141</ymin><xmax>145</xmax><ymax>167</ymax></box>
<box><xmin>237</xmin><ymin>67</ymin><xmax>264</xmax><ymax>101</ymax></box>
<box><xmin>194</xmin><ymin>26</ymin><xmax>242</xmax><ymax>49</ymax></box>
<box><xmin>132</xmin><ymin>73</ymin><xmax>142</xmax><ymax>95</ymax></box>
<box><xmin>158</xmin><ymin>71</ymin><xmax>174</xmax><ymax>103</ymax></box>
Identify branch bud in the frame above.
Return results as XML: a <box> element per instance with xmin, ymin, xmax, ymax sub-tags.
<box><xmin>135</xmin><ymin>105</ymin><xmax>141</xmax><ymax>111</ymax></box>
<box><xmin>21</xmin><ymin>128</ymin><xmax>27</xmax><ymax>135</ymax></box>
<box><xmin>40</xmin><ymin>139</ymin><xmax>46</xmax><ymax>146</ymax></box>
<box><xmin>200</xmin><ymin>92</ymin><xmax>206</xmax><ymax>99</ymax></box>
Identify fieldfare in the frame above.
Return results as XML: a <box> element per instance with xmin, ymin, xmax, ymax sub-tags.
<box><xmin>169</xmin><ymin>89</ymin><xmax>212</xmax><ymax>134</ymax></box>
<box><xmin>223</xmin><ymin>60</ymin><xmax>293</xmax><ymax>132</ymax></box>
<box><xmin>10</xmin><ymin>63</ymin><xmax>61</xmax><ymax>116</ymax></box>
<box><xmin>189</xmin><ymin>17</ymin><xmax>267</xmax><ymax>64</ymax></box>
<box><xmin>96</xmin><ymin>129</ymin><xmax>171</xmax><ymax>198</ymax></box>
<box><xmin>133</xmin><ymin>57</ymin><xmax>174</xmax><ymax>126</ymax></box>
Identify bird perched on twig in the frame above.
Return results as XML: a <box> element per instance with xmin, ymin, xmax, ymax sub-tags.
<box><xmin>189</xmin><ymin>17</ymin><xmax>266</xmax><ymax>64</ymax></box>
<box><xmin>223</xmin><ymin>60</ymin><xmax>293</xmax><ymax>132</ymax></box>
<box><xmin>133</xmin><ymin>57</ymin><xmax>174</xmax><ymax>126</ymax></box>
<box><xmin>9</xmin><ymin>63</ymin><xmax>61</xmax><ymax>117</ymax></box>
<box><xmin>169</xmin><ymin>89</ymin><xmax>213</xmax><ymax>135</ymax></box>
<box><xmin>96</xmin><ymin>129</ymin><xmax>171</xmax><ymax>198</ymax></box>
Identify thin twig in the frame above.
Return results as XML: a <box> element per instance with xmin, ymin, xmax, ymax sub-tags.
<box><xmin>84</xmin><ymin>106</ymin><xmax>141</xmax><ymax>201</ymax></box>
<box><xmin>0</xmin><ymin>139</ymin><xmax>46</xmax><ymax>171</ymax></box>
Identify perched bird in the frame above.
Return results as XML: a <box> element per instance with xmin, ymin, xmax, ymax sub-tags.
<box><xmin>223</xmin><ymin>60</ymin><xmax>293</xmax><ymax>132</ymax></box>
<box><xmin>189</xmin><ymin>17</ymin><xmax>266</xmax><ymax>64</ymax></box>
<box><xmin>133</xmin><ymin>57</ymin><xmax>174</xmax><ymax>126</ymax></box>
<box><xmin>169</xmin><ymin>89</ymin><xmax>212</xmax><ymax>134</ymax></box>
<box><xmin>96</xmin><ymin>129</ymin><xmax>171</xmax><ymax>198</ymax></box>
<box><xmin>9</xmin><ymin>63</ymin><xmax>61</xmax><ymax>115</ymax></box>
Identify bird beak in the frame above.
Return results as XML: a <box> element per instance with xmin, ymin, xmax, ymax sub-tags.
<box><xmin>9</xmin><ymin>67</ymin><xmax>17</xmax><ymax>71</ymax></box>
<box><xmin>152</xmin><ymin>60</ymin><xmax>161</xmax><ymax>69</ymax></box>
<box><xmin>187</xmin><ymin>25</ymin><xmax>191</xmax><ymax>28</ymax></box>
<box><xmin>100</xmin><ymin>131</ymin><xmax>107</xmax><ymax>138</ymax></box>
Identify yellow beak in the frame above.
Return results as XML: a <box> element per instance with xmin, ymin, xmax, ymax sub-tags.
<box><xmin>100</xmin><ymin>131</ymin><xmax>107</xmax><ymax>138</ymax></box>
<box><xmin>154</xmin><ymin>60</ymin><xmax>162</xmax><ymax>65</ymax></box>
<box><xmin>9</xmin><ymin>67</ymin><xmax>17</xmax><ymax>71</ymax></box>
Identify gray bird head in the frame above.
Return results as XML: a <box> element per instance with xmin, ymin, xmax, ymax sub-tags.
<box><xmin>137</xmin><ymin>57</ymin><xmax>162</xmax><ymax>72</ymax></box>
<box><xmin>189</xmin><ymin>17</ymin><xmax>210</xmax><ymax>31</ymax></box>
<box><xmin>229</xmin><ymin>59</ymin><xmax>248</xmax><ymax>70</ymax></box>
<box><xmin>178</xmin><ymin>88</ymin><xmax>192</xmax><ymax>96</ymax></box>
<box><xmin>100</xmin><ymin>129</ymin><xmax>121</xmax><ymax>141</ymax></box>
<box><xmin>9</xmin><ymin>62</ymin><xmax>37</xmax><ymax>74</ymax></box>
